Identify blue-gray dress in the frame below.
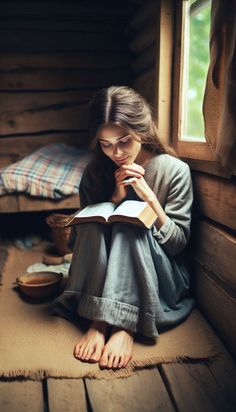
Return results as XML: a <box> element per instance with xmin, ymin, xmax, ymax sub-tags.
<box><xmin>50</xmin><ymin>154</ymin><xmax>196</xmax><ymax>338</ymax></box>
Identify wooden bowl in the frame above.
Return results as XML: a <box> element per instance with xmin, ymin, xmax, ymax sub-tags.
<box><xmin>15</xmin><ymin>271</ymin><xmax>63</xmax><ymax>299</ymax></box>
<box><xmin>42</xmin><ymin>255</ymin><xmax>64</xmax><ymax>265</ymax></box>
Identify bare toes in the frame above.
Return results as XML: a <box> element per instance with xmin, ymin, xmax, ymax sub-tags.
<box><xmin>83</xmin><ymin>347</ymin><xmax>90</xmax><ymax>360</ymax></box>
<box><xmin>74</xmin><ymin>323</ymin><xmax>107</xmax><ymax>363</ymax></box>
<box><xmin>80</xmin><ymin>346</ymin><xmax>88</xmax><ymax>360</ymax></box>
<box><xmin>107</xmin><ymin>353</ymin><xmax>115</xmax><ymax>369</ymax></box>
<box><xmin>74</xmin><ymin>344</ymin><xmax>82</xmax><ymax>358</ymax></box>
<box><xmin>118</xmin><ymin>355</ymin><xmax>125</xmax><ymax>368</ymax></box>
<box><xmin>113</xmin><ymin>355</ymin><xmax>120</xmax><ymax>369</ymax></box>
<box><xmin>90</xmin><ymin>345</ymin><xmax>103</xmax><ymax>363</ymax></box>
<box><xmin>99</xmin><ymin>352</ymin><xmax>109</xmax><ymax>368</ymax></box>
<box><xmin>85</xmin><ymin>346</ymin><xmax>95</xmax><ymax>361</ymax></box>
<box><xmin>74</xmin><ymin>342</ymin><xmax>81</xmax><ymax>355</ymax></box>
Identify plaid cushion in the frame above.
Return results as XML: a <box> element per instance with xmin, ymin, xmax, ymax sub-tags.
<box><xmin>0</xmin><ymin>143</ymin><xmax>91</xmax><ymax>199</ymax></box>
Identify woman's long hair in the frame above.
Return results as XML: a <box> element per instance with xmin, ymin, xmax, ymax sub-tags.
<box><xmin>85</xmin><ymin>85</ymin><xmax>178</xmax><ymax>203</ymax></box>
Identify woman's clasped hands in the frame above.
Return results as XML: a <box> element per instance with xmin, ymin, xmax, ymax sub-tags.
<box><xmin>111</xmin><ymin>162</ymin><xmax>156</xmax><ymax>205</ymax></box>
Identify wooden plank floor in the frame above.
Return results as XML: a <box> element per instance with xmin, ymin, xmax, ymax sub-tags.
<box><xmin>0</xmin><ymin>245</ymin><xmax>236</xmax><ymax>411</ymax></box>
<box><xmin>0</xmin><ymin>328</ymin><xmax>236</xmax><ymax>412</ymax></box>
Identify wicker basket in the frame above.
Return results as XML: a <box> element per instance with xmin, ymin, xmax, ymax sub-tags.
<box><xmin>46</xmin><ymin>213</ymin><xmax>72</xmax><ymax>256</ymax></box>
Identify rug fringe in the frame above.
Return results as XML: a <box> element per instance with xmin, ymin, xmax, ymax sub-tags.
<box><xmin>0</xmin><ymin>351</ymin><xmax>221</xmax><ymax>381</ymax></box>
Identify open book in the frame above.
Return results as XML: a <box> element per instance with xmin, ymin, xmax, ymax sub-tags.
<box><xmin>65</xmin><ymin>200</ymin><xmax>158</xmax><ymax>229</ymax></box>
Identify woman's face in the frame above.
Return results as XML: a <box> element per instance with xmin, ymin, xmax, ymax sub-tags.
<box><xmin>96</xmin><ymin>125</ymin><xmax>142</xmax><ymax>167</ymax></box>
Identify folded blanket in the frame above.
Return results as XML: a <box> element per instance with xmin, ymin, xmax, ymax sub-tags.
<box><xmin>0</xmin><ymin>143</ymin><xmax>91</xmax><ymax>199</ymax></box>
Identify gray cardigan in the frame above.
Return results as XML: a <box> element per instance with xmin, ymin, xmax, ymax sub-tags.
<box><xmin>70</xmin><ymin>153</ymin><xmax>193</xmax><ymax>257</ymax></box>
<box><xmin>143</xmin><ymin>154</ymin><xmax>193</xmax><ymax>256</ymax></box>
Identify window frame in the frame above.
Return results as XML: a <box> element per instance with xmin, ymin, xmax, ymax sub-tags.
<box><xmin>170</xmin><ymin>0</ymin><xmax>230</xmax><ymax>177</ymax></box>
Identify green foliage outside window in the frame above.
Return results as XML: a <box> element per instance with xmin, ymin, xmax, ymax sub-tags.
<box><xmin>184</xmin><ymin>1</ymin><xmax>211</xmax><ymax>139</ymax></box>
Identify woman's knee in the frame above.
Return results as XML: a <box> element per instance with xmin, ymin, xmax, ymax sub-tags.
<box><xmin>72</xmin><ymin>222</ymin><xmax>112</xmax><ymax>250</ymax></box>
<box><xmin>111</xmin><ymin>222</ymin><xmax>148</xmax><ymax>234</ymax></box>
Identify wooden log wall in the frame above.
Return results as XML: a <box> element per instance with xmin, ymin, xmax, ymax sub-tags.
<box><xmin>190</xmin><ymin>172</ymin><xmax>236</xmax><ymax>357</ymax></box>
<box><xmin>127</xmin><ymin>0</ymin><xmax>174</xmax><ymax>144</ymax></box>
<box><xmin>126</xmin><ymin>0</ymin><xmax>159</xmax><ymax>107</ymax></box>
<box><xmin>0</xmin><ymin>0</ymin><xmax>136</xmax><ymax>157</ymax></box>
<box><xmin>0</xmin><ymin>0</ymin><xmax>139</xmax><ymax>212</ymax></box>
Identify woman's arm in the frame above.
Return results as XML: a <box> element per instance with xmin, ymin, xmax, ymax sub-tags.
<box><xmin>118</xmin><ymin>163</ymin><xmax>168</xmax><ymax>229</ymax></box>
<box><xmin>146</xmin><ymin>195</ymin><xmax>168</xmax><ymax>230</ymax></box>
<box><xmin>121</xmin><ymin>162</ymin><xmax>193</xmax><ymax>256</ymax></box>
<box><xmin>151</xmin><ymin>163</ymin><xmax>193</xmax><ymax>256</ymax></box>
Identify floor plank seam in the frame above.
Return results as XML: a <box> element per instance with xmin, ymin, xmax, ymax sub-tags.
<box><xmin>157</xmin><ymin>364</ymin><xmax>179</xmax><ymax>412</ymax></box>
<box><xmin>43</xmin><ymin>379</ymin><xmax>49</xmax><ymax>412</ymax></box>
<box><xmin>83</xmin><ymin>378</ymin><xmax>93</xmax><ymax>412</ymax></box>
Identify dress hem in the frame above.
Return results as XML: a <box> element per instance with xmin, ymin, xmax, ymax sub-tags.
<box><xmin>50</xmin><ymin>290</ymin><xmax>162</xmax><ymax>339</ymax></box>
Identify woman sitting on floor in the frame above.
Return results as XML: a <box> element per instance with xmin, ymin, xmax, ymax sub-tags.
<box><xmin>50</xmin><ymin>85</ymin><xmax>196</xmax><ymax>370</ymax></box>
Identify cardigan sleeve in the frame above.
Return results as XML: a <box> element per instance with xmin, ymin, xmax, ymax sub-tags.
<box><xmin>152</xmin><ymin>162</ymin><xmax>193</xmax><ymax>256</ymax></box>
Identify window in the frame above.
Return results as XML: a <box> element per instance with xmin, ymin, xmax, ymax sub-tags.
<box><xmin>172</xmin><ymin>0</ymin><xmax>219</xmax><ymax>164</ymax></box>
<box><xmin>181</xmin><ymin>0</ymin><xmax>211</xmax><ymax>141</ymax></box>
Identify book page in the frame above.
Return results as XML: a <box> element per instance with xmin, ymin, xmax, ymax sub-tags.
<box><xmin>112</xmin><ymin>200</ymin><xmax>147</xmax><ymax>218</ymax></box>
<box><xmin>75</xmin><ymin>202</ymin><xmax>116</xmax><ymax>220</ymax></box>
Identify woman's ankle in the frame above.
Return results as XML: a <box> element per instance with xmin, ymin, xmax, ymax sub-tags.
<box><xmin>112</xmin><ymin>325</ymin><xmax>134</xmax><ymax>338</ymax></box>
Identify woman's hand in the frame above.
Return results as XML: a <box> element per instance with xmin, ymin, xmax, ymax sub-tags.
<box><xmin>110</xmin><ymin>163</ymin><xmax>145</xmax><ymax>204</ymax></box>
<box><xmin>120</xmin><ymin>175</ymin><xmax>156</xmax><ymax>203</ymax></box>
<box><xmin>111</xmin><ymin>162</ymin><xmax>167</xmax><ymax>229</ymax></box>
<box><xmin>119</xmin><ymin>164</ymin><xmax>168</xmax><ymax>229</ymax></box>
<box><xmin>115</xmin><ymin>163</ymin><xmax>156</xmax><ymax>203</ymax></box>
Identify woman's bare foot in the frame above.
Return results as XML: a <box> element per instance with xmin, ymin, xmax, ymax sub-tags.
<box><xmin>99</xmin><ymin>326</ymin><xmax>134</xmax><ymax>369</ymax></box>
<box><xmin>74</xmin><ymin>320</ymin><xmax>108</xmax><ymax>363</ymax></box>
